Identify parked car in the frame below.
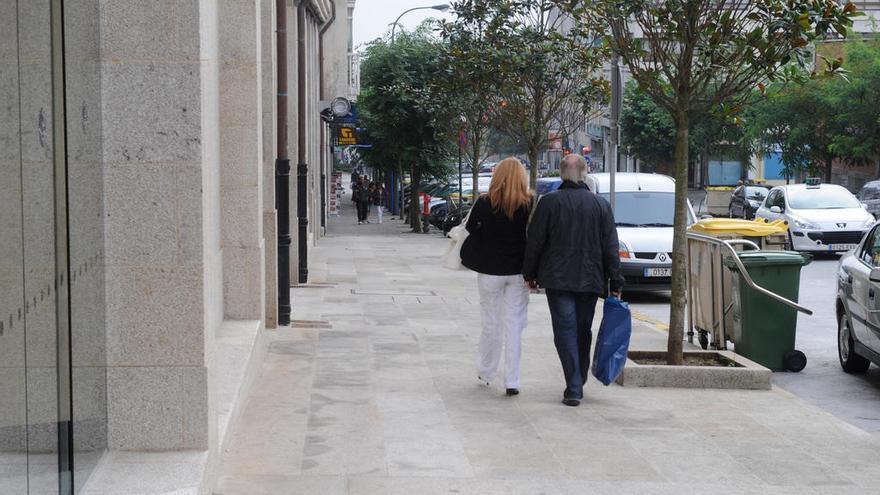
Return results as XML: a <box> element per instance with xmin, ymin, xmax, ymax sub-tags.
<box><xmin>586</xmin><ymin>173</ymin><xmax>696</xmax><ymax>291</ymax></box>
<box><xmin>755</xmin><ymin>182</ymin><xmax>875</xmax><ymax>253</ymax></box>
<box><xmin>856</xmin><ymin>180</ymin><xmax>880</xmax><ymax>218</ymax></box>
<box><xmin>729</xmin><ymin>184</ymin><xmax>770</xmax><ymax>219</ymax></box>
<box><xmin>836</xmin><ymin>224</ymin><xmax>880</xmax><ymax>373</ymax></box>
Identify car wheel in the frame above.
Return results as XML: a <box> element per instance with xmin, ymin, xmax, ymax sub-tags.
<box><xmin>838</xmin><ymin>307</ymin><xmax>871</xmax><ymax>373</ymax></box>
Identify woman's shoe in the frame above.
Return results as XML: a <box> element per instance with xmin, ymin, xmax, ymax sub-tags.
<box><xmin>477</xmin><ymin>375</ymin><xmax>490</xmax><ymax>386</ymax></box>
<box><xmin>505</xmin><ymin>388</ymin><xmax>519</xmax><ymax>396</ymax></box>
<box><xmin>562</xmin><ymin>398</ymin><xmax>580</xmax><ymax>407</ymax></box>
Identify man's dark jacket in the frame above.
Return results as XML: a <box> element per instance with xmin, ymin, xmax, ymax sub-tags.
<box><xmin>522</xmin><ymin>180</ymin><xmax>624</xmax><ymax>294</ymax></box>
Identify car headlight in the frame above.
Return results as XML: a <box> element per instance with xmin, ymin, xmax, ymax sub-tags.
<box><xmin>864</xmin><ymin>218</ymin><xmax>876</xmax><ymax>228</ymax></box>
<box><xmin>790</xmin><ymin>217</ymin><xmax>819</xmax><ymax>230</ymax></box>
<box><xmin>618</xmin><ymin>241</ymin><xmax>633</xmax><ymax>259</ymax></box>
<box><xmin>748</xmin><ymin>200</ymin><xmax>761</xmax><ymax>208</ymax></box>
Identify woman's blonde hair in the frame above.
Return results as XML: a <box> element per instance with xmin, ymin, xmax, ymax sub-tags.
<box><xmin>487</xmin><ymin>157</ymin><xmax>531</xmax><ymax>219</ymax></box>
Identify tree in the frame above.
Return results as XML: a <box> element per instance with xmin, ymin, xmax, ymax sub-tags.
<box><xmin>621</xmin><ymin>81</ymin><xmax>754</xmax><ymax>181</ymax></box>
<box><xmin>438</xmin><ymin>0</ymin><xmax>506</xmax><ymax>202</ymax></box>
<box><xmin>746</xmin><ymin>76</ymin><xmax>840</xmax><ymax>182</ymax></box>
<box><xmin>487</xmin><ymin>0</ymin><xmax>609</xmax><ymax>189</ymax></box>
<box><xmin>746</xmin><ymin>40</ymin><xmax>880</xmax><ymax>183</ymax></box>
<box><xmin>591</xmin><ymin>0</ymin><xmax>858</xmax><ymax>364</ymax></box>
<box><xmin>358</xmin><ymin>28</ymin><xmax>453</xmax><ymax>231</ymax></box>
<box><xmin>827</xmin><ymin>40</ymin><xmax>880</xmax><ymax>170</ymax></box>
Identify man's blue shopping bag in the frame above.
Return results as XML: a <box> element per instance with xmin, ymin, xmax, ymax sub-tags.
<box><xmin>591</xmin><ymin>296</ymin><xmax>632</xmax><ymax>386</ymax></box>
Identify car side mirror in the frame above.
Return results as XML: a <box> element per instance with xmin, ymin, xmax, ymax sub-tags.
<box><xmin>770</xmin><ymin>206</ymin><xmax>782</xmax><ymax>214</ymax></box>
<box><xmin>870</xmin><ymin>267</ymin><xmax>880</xmax><ymax>283</ymax></box>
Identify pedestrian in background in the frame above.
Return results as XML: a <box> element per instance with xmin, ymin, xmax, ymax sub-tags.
<box><xmin>358</xmin><ymin>177</ymin><xmax>372</xmax><ymax>224</ymax></box>
<box><xmin>372</xmin><ymin>183</ymin><xmax>386</xmax><ymax>224</ymax></box>
<box><xmin>522</xmin><ymin>154</ymin><xmax>623</xmax><ymax>407</ymax></box>
<box><xmin>353</xmin><ymin>176</ymin><xmax>369</xmax><ymax>224</ymax></box>
<box><xmin>460</xmin><ymin>157</ymin><xmax>534</xmax><ymax>397</ymax></box>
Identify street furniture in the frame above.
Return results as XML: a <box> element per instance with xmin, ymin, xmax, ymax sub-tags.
<box><xmin>723</xmin><ymin>251</ymin><xmax>812</xmax><ymax>372</ymax></box>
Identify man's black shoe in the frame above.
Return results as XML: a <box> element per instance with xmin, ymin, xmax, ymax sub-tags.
<box><xmin>562</xmin><ymin>398</ymin><xmax>581</xmax><ymax>407</ymax></box>
<box><xmin>505</xmin><ymin>388</ymin><xmax>519</xmax><ymax>396</ymax></box>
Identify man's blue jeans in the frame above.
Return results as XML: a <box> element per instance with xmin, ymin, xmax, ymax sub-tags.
<box><xmin>545</xmin><ymin>289</ymin><xmax>599</xmax><ymax>400</ymax></box>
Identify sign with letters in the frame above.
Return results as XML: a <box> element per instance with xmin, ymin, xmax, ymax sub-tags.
<box><xmin>337</xmin><ymin>126</ymin><xmax>357</xmax><ymax>145</ymax></box>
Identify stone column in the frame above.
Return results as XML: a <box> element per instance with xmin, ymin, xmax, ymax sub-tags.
<box><xmin>261</xmin><ymin>0</ymin><xmax>278</xmax><ymax>327</ymax></box>
<box><xmin>219</xmin><ymin>0</ymin><xmax>266</xmax><ymax>323</ymax></box>
<box><xmin>99</xmin><ymin>0</ymin><xmax>217</xmax><ymax>450</ymax></box>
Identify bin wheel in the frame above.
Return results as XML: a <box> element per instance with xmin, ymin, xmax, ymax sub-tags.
<box><xmin>698</xmin><ymin>331</ymin><xmax>709</xmax><ymax>350</ymax></box>
<box><xmin>783</xmin><ymin>350</ymin><xmax>807</xmax><ymax>372</ymax></box>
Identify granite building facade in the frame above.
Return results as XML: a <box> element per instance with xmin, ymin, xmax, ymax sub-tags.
<box><xmin>0</xmin><ymin>0</ymin><xmax>352</xmax><ymax>493</ymax></box>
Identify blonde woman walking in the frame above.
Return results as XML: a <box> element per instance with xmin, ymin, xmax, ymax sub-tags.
<box><xmin>460</xmin><ymin>157</ymin><xmax>533</xmax><ymax>396</ymax></box>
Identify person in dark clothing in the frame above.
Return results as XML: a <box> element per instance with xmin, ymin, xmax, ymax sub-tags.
<box><xmin>461</xmin><ymin>157</ymin><xmax>534</xmax><ymax>396</ymax></box>
<box><xmin>353</xmin><ymin>177</ymin><xmax>371</xmax><ymax>224</ymax></box>
<box><xmin>522</xmin><ymin>154</ymin><xmax>623</xmax><ymax>407</ymax></box>
<box><xmin>371</xmin><ymin>183</ymin><xmax>387</xmax><ymax>224</ymax></box>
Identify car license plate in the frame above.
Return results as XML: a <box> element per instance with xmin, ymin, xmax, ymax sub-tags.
<box><xmin>644</xmin><ymin>267</ymin><xmax>672</xmax><ymax>277</ymax></box>
<box><xmin>828</xmin><ymin>243</ymin><xmax>857</xmax><ymax>252</ymax></box>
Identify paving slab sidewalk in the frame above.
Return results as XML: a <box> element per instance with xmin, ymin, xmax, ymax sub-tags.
<box><xmin>215</xmin><ymin>206</ymin><xmax>880</xmax><ymax>495</ymax></box>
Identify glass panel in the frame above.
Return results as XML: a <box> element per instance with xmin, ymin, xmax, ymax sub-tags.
<box><xmin>0</xmin><ymin>0</ymin><xmax>29</xmax><ymax>491</ymax></box>
<box><xmin>18</xmin><ymin>0</ymin><xmax>62</xmax><ymax>491</ymax></box>
<box><xmin>63</xmin><ymin>0</ymin><xmax>107</xmax><ymax>490</ymax></box>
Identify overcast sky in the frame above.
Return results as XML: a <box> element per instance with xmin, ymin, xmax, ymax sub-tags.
<box><xmin>353</xmin><ymin>0</ymin><xmax>454</xmax><ymax>50</ymax></box>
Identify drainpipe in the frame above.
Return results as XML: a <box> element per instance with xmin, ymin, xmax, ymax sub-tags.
<box><xmin>297</xmin><ymin>1</ymin><xmax>309</xmax><ymax>284</ymax></box>
<box><xmin>318</xmin><ymin>2</ymin><xmax>336</xmax><ymax>233</ymax></box>
<box><xmin>276</xmin><ymin>0</ymin><xmax>291</xmax><ymax>325</ymax></box>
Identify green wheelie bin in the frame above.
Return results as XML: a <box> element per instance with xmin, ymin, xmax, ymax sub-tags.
<box><xmin>723</xmin><ymin>251</ymin><xmax>812</xmax><ymax>372</ymax></box>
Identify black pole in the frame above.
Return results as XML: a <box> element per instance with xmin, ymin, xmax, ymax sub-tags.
<box><xmin>276</xmin><ymin>0</ymin><xmax>290</xmax><ymax>325</ymax></box>
<box><xmin>297</xmin><ymin>4</ymin><xmax>309</xmax><ymax>284</ymax></box>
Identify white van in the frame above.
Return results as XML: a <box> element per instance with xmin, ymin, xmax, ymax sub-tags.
<box><xmin>587</xmin><ymin>173</ymin><xmax>696</xmax><ymax>291</ymax></box>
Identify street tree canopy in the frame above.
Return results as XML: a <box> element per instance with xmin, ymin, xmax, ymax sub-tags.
<box><xmin>745</xmin><ymin>39</ymin><xmax>880</xmax><ymax>183</ymax></box>
<box><xmin>590</xmin><ymin>0</ymin><xmax>858</xmax><ymax>365</ymax></box>
<box><xmin>620</xmin><ymin>82</ymin><xmax>753</xmax><ymax>179</ymax></box>
<box><xmin>484</xmin><ymin>0</ymin><xmax>609</xmax><ymax>188</ymax></box>
<box><xmin>437</xmin><ymin>0</ymin><xmax>508</xmax><ymax>201</ymax></box>
<box><xmin>358</xmin><ymin>27</ymin><xmax>454</xmax><ymax>230</ymax></box>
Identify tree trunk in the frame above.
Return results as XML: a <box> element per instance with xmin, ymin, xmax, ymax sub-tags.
<box><xmin>396</xmin><ymin>161</ymin><xmax>404</xmax><ymax>218</ymax></box>
<box><xmin>410</xmin><ymin>164</ymin><xmax>422</xmax><ymax>232</ymax></box>
<box><xmin>471</xmin><ymin>133</ymin><xmax>481</xmax><ymax>203</ymax></box>
<box><xmin>825</xmin><ymin>156</ymin><xmax>833</xmax><ymax>184</ymax></box>
<box><xmin>528</xmin><ymin>146</ymin><xmax>539</xmax><ymax>190</ymax></box>
<box><xmin>667</xmin><ymin>117</ymin><xmax>690</xmax><ymax>366</ymax></box>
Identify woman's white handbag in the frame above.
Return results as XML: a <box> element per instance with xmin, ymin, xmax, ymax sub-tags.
<box><xmin>441</xmin><ymin>208</ymin><xmax>473</xmax><ymax>270</ymax></box>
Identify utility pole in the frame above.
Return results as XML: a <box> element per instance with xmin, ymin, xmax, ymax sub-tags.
<box><xmin>609</xmin><ymin>52</ymin><xmax>621</xmax><ymax>211</ymax></box>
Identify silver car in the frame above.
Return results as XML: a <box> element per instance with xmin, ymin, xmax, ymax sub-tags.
<box><xmin>836</xmin><ymin>225</ymin><xmax>880</xmax><ymax>372</ymax></box>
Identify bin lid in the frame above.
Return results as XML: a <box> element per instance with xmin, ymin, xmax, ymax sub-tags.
<box><xmin>723</xmin><ymin>251</ymin><xmax>812</xmax><ymax>268</ymax></box>
<box><xmin>690</xmin><ymin>218</ymin><xmax>789</xmax><ymax>236</ymax></box>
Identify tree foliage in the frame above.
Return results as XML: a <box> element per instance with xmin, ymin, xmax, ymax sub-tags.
<box><xmin>358</xmin><ymin>27</ymin><xmax>454</xmax><ymax>229</ymax></box>
<box><xmin>470</xmin><ymin>0</ymin><xmax>609</xmax><ymax>188</ymax></box>
<box><xmin>620</xmin><ymin>82</ymin><xmax>753</xmax><ymax>178</ymax></box>
<box><xmin>438</xmin><ymin>0</ymin><xmax>508</xmax><ymax>200</ymax></box>
<box><xmin>590</xmin><ymin>0</ymin><xmax>858</xmax><ymax>364</ymax></box>
<box><xmin>746</xmin><ymin>39</ymin><xmax>880</xmax><ymax>182</ymax></box>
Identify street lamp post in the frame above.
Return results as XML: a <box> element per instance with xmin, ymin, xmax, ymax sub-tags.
<box><xmin>390</xmin><ymin>4</ymin><xmax>450</xmax><ymax>42</ymax></box>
